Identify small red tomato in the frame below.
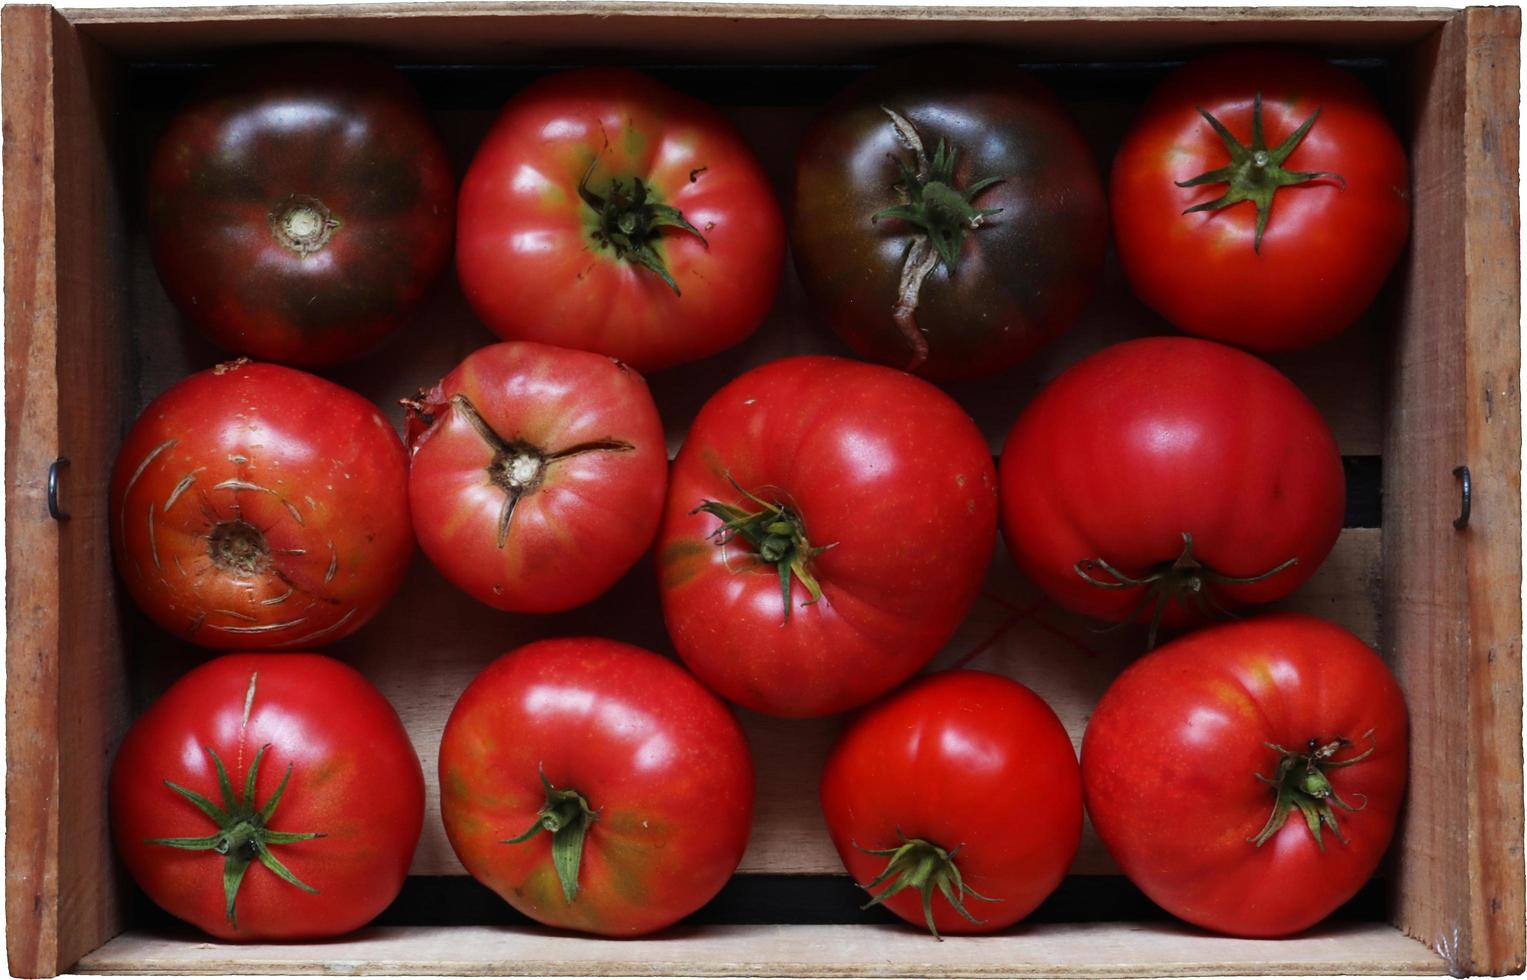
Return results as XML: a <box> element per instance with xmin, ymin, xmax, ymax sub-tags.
<box><xmin>821</xmin><ymin>671</ymin><xmax>1082</xmax><ymax>937</ymax></box>
<box><xmin>110</xmin><ymin>360</ymin><xmax>414</xmax><ymax>649</ymax></box>
<box><xmin>1082</xmin><ymin>614</ymin><xmax>1408</xmax><ymax>937</ymax></box>
<box><xmin>439</xmin><ymin>638</ymin><xmax>754</xmax><ymax>936</ymax></box>
<box><xmin>998</xmin><ymin>337</ymin><xmax>1344</xmax><ymax>647</ymax></box>
<box><xmin>456</xmin><ymin>67</ymin><xmax>785</xmax><ymax>372</ymax></box>
<box><xmin>404</xmin><ymin>342</ymin><xmax>667</xmax><ymax>612</ymax></box>
<box><xmin>110</xmin><ymin>654</ymin><xmax>424</xmax><ymax>940</ymax></box>
<box><xmin>147</xmin><ymin>49</ymin><xmax>454</xmax><ymax>366</ymax></box>
<box><xmin>1112</xmin><ymin>48</ymin><xmax>1410</xmax><ymax>350</ymax></box>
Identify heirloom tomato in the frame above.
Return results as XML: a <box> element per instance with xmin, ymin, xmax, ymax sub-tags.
<box><xmin>110</xmin><ymin>654</ymin><xmax>424</xmax><ymax>940</ymax></box>
<box><xmin>792</xmin><ymin>52</ymin><xmax>1106</xmax><ymax>380</ymax></box>
<box><xmin>821</xmin><ymin>671</ymin><xmax>1082</xmax><ymax>938</ymax></box>
<box><xmin>147</xmin><ymin>49</ymin><xmax>454</xmax><ymax>366</ymax></box>
<box><xmin>404</xmin><ymin>342</ymin><xmax>667</xmax><ymax>612</ymax></box>
<box><xmin>110</xmin><ymin>360</ymin><xmax>414</xmax><ymax>649</ymax></box>
<box><xmin>438</xmin><ymin>638</ymin><xmax>754</xmax><ymax>936</ymax></box>
<box><xmin>456</xmin><ymin>68</ymin><xmax>785</xmax><ymax>372</ymax></box>
<box><xmin>1082</xmin><ymin>614</ymin><xmax>1408</xmax><ymax>937</ymax></box>
<box><xmin>657</xmin><ymin>356</ymin><xmax>998</xmax><ymax>717</ymax></box>
<box><xmin>1112</xmin><ymin>48</ymin><xmax>1410</xmax><ymax>350</ymax></box>
<box><xmin>998</xmin><ymin>337</ymin><xmax>1344</xmax><ymax>646</ymax></box>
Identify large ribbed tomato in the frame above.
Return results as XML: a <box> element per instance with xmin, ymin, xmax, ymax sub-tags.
<box><xmin>110</xmin><ymin>361</ymin><xmax>414</xmax><ymax>649</ymax></box>
<box><xmin>657</xmin><ymin>356</ymin><xmax>998</xmax><ymax>717</ymax></box>
<box><xmin>1082</xmin><ymin>614</ymin><xmax>1408</xmax><ymax>937</ymax></box>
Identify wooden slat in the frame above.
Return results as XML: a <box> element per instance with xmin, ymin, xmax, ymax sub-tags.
<box><xmin>1386</xmin><ymin>7</ymin><xmax>1524</xmax><ymax>977</ymax></box>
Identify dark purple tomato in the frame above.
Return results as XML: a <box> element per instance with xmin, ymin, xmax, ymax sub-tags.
<box><xmin>792</xmin><ymin>52</ymin><xmax>1107</xmax><ymax>381</ymax></box>
<box><xmin>147</xmin><ymin>48</ymin><xmax>454</xmax><ymax>367</ymax></box>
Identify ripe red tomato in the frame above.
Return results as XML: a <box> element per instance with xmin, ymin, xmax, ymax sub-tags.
<box><xmin>147</xmin><ymin>49</ymin><xmax>454</xmax><ymax>366</ymax></box>
<box><xmin>998</xmin><ymin>337</ymin><xmax>1344</xmax><ymax>646</ymax></box>
<box><xmin>438</xmin><ymin>637</ymin><xmax>754</xmax><ymax>936</ymax></box>
<box><xmin>1112</xmin><ymin>48</ymin><xmax>1410</xmax><ymax>351</ymax></box>
<box><xmin>820</xmin><ymin>671</ymin><xmax>1082</xmax><ymax>937</ymax></box>
<box><xmin>792</xmin><ymin>52</ymin><xmax>1106</xmax><ymax>381</ymax></box>
<box><xmin>110</xmin><ymin>654</ymin><xmax>424</xmax><ymax>940</ymax></box>
<box><xmin>110</xmin><ymin>360</ymin><xmax>414</xmax><ymax>649</ymax></box>
<box><xmin>1081</xmin><ymin>614</ymin><xmax>1408</xmax><ymax>937</ymax></box>
<box><xmin>404</xmin><ymin>342</ymin><xmax>667</xmax><ymax>612</ymax></box>
<box><xmin>456</xmin><ymin>68</ymin><xmax>785</xmax><ymax>372</ymax></box>
<box><xmin>657</xmin><ymin>356</ymin><xmax>997</xmax><ymax>717</ymax></box>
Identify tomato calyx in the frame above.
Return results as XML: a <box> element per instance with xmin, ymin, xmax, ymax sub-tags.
<box><xmin>208</xmin><ymin>519</ymin><xmax>271</xmax><ymax>576</ymax></box>
<box><xmin>577</xmin><ymin>161</ymin><xmax>706</xmax><ymax>296</ymax></box>
<box><xmin>1074</xmin><ymin>531</ymin><xmax>1298</xmax><ymax>649</ymax></box>
<box><xmin>856</xmin><ymin>831</ymin><xmax>1000</xmax><ymax>941</ymax></box>
<box><xmin>693</xmin><ymin>478</ymin><xmax>837</xmax><ymax>625</ymax></box>
<box><xmin>872</xmin><ymin>107</ymin><xmax>1005</xmax><ymax>372</ymax></box>
<box><xmin>1175</xmin><ymin>91</ymin><xmax>1346</xmax><ymax>253</ymax></box>
<box><xmin>145</xmin><ymin>742</ymin><xmax>326</xmax><ymax>928</ymax></box>
<box><xmin>269</xmin><ymin>194</ymin><xmax>341</xmax><ymax>256</ymax></box>
<box><xmin>502</xmin><ymin>768</ymin><xmax>598</xmax><ymax>904</ymax></box>
<box><xmin>1250</xmin><ymin>730</ymin><xmax>1375</xmax><ymax>851</ymax></box>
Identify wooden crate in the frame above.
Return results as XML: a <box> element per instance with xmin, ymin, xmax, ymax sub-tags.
<box><xmin>3</xmin><ymin>3</ymin><xmax>1521</xmax><ymax>976</ymax></box>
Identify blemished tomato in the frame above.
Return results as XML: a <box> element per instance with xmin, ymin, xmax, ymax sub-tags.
<box><xmin>110</xmin><ymin>360</ymin><xmax>414</xmax><ymax>649</ymax></box>
<box><xmin>110</xmin><ymin>654</ymin><xmax>424</xmax><ymax>940</ymax></box>
<box><xmin>1081</xmin><ymin>614</ymin><xmax>1408</xmax><ymax>937</ymax></box>
<box><xmin>1112</xmin><ymin>48</ymin><xmax>1410</xmax><ymax>351</ymax></box>
<box><xmin>147</xmin><ymin>49</ymin><xmax>454</xmax><ymax>367</ymax></box>
<box><xmin>657</xmin><ymin>356</ymin><xmax>998</xmax><ymax>717</ymax></box>
<box><xmin>456</xmin><ymin>67</ymin><xmax>785</xmax><ymax>373</ymax></box>
<box><xmin>792</xmin><ymin>52</ymin><xmax>1107</xmax><ymax>381</ymax></box>
<box><xmin>998</xmin><ymin>337</ymin><xmax>1344</xmax><ymax>647</ymax></box>
<box><xmin>820</xmin><ymin>671</ymin><xmax>1082</xmax><ymax>938</ymax></box>
<box><xmin>404</xmin><ymin>342</ymin><xmax>667</xmax><ymax>613</ymax></box>
<box><xmin>438</xmin><ymin>638</ymin><xmax>754</xmax><ymax>936</ymax></box>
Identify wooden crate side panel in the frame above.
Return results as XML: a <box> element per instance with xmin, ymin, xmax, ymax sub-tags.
<box><xmin>3</xmin><ymin>6</ymin><xmax>65</xmax><ymax>978</ymax></box>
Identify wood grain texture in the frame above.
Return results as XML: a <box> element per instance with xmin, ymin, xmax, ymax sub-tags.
<box><xmin>76</xmin><ymin>921</ymin><xmax>1445</xmax><ymax>977</ymax></box>
<box><xmin>1386</xmin><ymin>8</ymin><xmax>1524</xmax><ymax>977</ymax></box>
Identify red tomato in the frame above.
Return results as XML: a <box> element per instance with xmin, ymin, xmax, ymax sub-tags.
<box><xmin>821</xmin><ymin>671</ymin><xmax>1082</xmax><ymax>937</ymax></box>
<box><xmin>110</xmin><ymin>360</ymin><xmax>414</xmax><ymax>649</ymax></box>
<box><xmin>456</xmin><ymin>68</ymin><xmax>785</xmax><ymax>372</ymax></box>
<box><xmin>1112</xmin><ymin>48</ymin><xmax>1410</xmax><ymax>350</ymax></box>
<box><xmin>438</xmin><ymin>638</ymin><xmax>754</xmax><ymax>936</ymax></box>
<box><xmin>657</xmin><ymin>356</ymin><xmax>997</xmax><ymax>717</ymax></box>
<box><xmin>998</xmin><ymin>337</ymin><xmax>1344</xmax><ymax>646</ymax></box>
<box><xmin>110</xmin><ymin>654</ymin><xmax>424</xmax><ymax>940</ymax></box>
<box><xmin>1081</xmin><ymin>614</ymin><xmax>1408</xmax><ymax>937</ymax></box>
<box><xmin>148</xmin><ymin>49</ymin><xmax>454</xmax><ymax>366</ymax></box>
<box><xmin>404</xmin><ymin>342</ymin><xmax>667</xmax><ymax>612</ymax></box>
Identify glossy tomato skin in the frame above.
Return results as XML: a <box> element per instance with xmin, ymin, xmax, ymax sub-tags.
<box><xmin>1113</xmin><ymin>48</ymin><xmax>1410</xmax><ymax>351</ymax></box>
<box><xmin>1081</xmin><ymin>614</ymin><xmax>1408</xmax><ymax>936</ymax></box>
<box><xmin>110</xmin><ymin>654</ymin><xmax>424</xmax><ymax>940</ymax></box>
<box><xmin>657</xmin><ymin>356</ymin><xmax>998</xmax><ymax>717</ymax></box>
<box><xmin>998</xmin><ymin>337</ymin><xmax>1344</xmax><ymax>635</ymax></box>
<box><xmin>405</xmin><ymin>342</ymin><xmax>667</xmax><ymax>612</ymax></box>
<box><xmin>457</xmin><ymin>68</ymin><xmax>785</xmax><ymax>373</ymax></box>
<box><xmin>110</xmin><ymin>361</ymin><xmax>414</xmax><ymax>649</ymax></box>
<box><xmin>792</xmin><ymin>52</ymin><xmax>1107</xmax><ymax>381</ymax></box>
<box><xmin>439</xmin><ymin>638</ymin><xmax>754</xmax><ymax>936</ymax></box>
<box><xmin>147</xmin><ymin>49</ymin><xmax>454</xmax><ymax>367</ymax></box>
<box><xmin>821</xmin><ymin>671</ymin><xmax>1082</xmax><ymax>934</ymax></box>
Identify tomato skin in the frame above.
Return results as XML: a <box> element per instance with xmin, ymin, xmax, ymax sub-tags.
<box><xmin>110</xmin><ymin>654</ymin><xmax>424</xmax><ymax>941</ymax></box>
<box><xmin>438</xmin><ymin>638</ymin><xmax>754</xmax><ymax>936</ymax></box>
<box><xmin>147</xmin><ymin>49</ymin><xmax>454</xmax><ymax>367</ymax></box>
<box><xmin>110</xmin><ymin>361</ymin><xmax>414</xmax><ymax>649</ymax></box>
<box><xmin>1081</xmin><ymin>614</ymin><xmax>1408</xmax><ymax>937</ymax></box>
<box><xmin>1112</xmin><ymin>48</ymin><xmax>1410</xmax><ymax>351</ymax></box>
<box><xmin>456</xmin><ymin>68</ymin><xmax>785</xmax><ymax>373</ymax></box>
<box><xmin>657</xmin><ymin>356</ymin><xmax>998</xmax><ymax>718</ymax></box>
<box><xmin>821</xmin><ymin>671</ymin><xmax>1082</xmax><ymax>935</ymax></box>
<box><xmin>792</xmin><ymin>52</ymin><xmax>1106</xmax><ymax>381</ymax></box>
<box><xmin>405</xmin><ymin>342</ymin><xmax>667</xmax><ymax>612</ymax></box>
<box><xmin>998</xmin><ymin>337</ymin><xmax>1344</xmax><ymax>636</ymax></box>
